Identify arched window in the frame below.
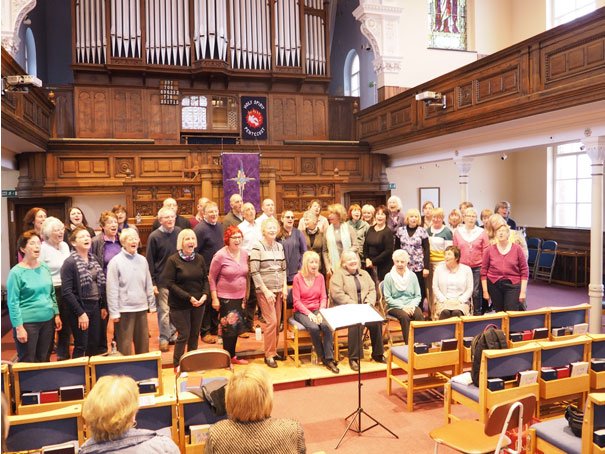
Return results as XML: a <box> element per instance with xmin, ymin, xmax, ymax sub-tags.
<box><xmin>24</xmin><ymin>27</ymin><xmax>37</xmax><ymax>77</ymax></box>
<box><xmin>343</xmin><ymin>50</ymin><xmax>360</xmax><ymax>97</ymax></box>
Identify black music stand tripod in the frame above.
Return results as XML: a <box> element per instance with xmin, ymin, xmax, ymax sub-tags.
<box><xmin>335</xmin><ymin>321</ymin><xmax>399</xmax><ymax>449</ymax></box>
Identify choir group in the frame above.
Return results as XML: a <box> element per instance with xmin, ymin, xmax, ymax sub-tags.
<box><xmin>7</xmin><ymin>195</ymin><xmax>529</xmax><ymax>375</ymax></box>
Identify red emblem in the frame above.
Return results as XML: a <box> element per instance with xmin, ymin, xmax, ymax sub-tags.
<box><xmin>245</xmin><ymin>109</ymin><xmax>264</xmax><ymax>129</ymax></box>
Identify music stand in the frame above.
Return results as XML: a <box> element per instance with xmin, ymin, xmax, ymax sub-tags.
<box><xmin>320</xmin><ymin>304</ymin><xmax>399</xmax><ymax>449</ymax></box>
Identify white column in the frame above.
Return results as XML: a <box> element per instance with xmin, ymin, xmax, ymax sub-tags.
<box><xmin>352</xmin><ymin>1</ymin><xmax>404</xmax><ymax>90</ymax></box>
<box><xmin>582</xmin><ymin>135</ymin><xmax>605</xmax><ymax>334</ymax></box>
<box><xmin>454</xmin><ymin>157</ymin><xmax>473</xmax><ymax>203</ymax></box>
<box><xmin>1</xmin><ymin>0</ymin><xmax>37</xmax><ymax>56</ymax></box>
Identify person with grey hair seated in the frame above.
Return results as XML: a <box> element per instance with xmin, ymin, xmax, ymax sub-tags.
<box><xmin>382</xmin><ymin>249</ymin><xmax>423</xmax><ymax>344</ymax></box>
<box><xmin>329</xmin><ymin>251</ymin><xmax>385</xmax><ymax>372</ymax></box>
<box><xmin>106</xmin><ymin>228</ymin><xmax>155</xmax><ymax>355</ymax></box>
<box><xmin>40</xmin><ymin>216</ymin><xmax>71</xmax><ymax>360</ymax></box>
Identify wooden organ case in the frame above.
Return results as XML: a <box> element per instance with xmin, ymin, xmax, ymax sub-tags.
<box><xmin>17</xmin><ymin>0</ymin><xmax>388</xmax><ymax>234</ymax></box>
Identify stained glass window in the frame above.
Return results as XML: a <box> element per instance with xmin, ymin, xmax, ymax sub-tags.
<box><xmin>428</xmin><ymin>0</ymin><xmax>467</xmax><ymax>51</ymax></box>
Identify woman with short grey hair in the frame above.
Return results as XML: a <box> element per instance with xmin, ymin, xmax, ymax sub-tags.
<box><xmin>106</xmin><ymin>228</ymin><xmax>155</xmax><ymax>355</ymax></box>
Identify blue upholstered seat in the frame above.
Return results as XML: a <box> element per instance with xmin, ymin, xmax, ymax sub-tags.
<box><xmin>450</xmin><ymin>381</ymin><xmax>480</xmax><ymax>401</ymax></box>
<box><xmin>391</xmin><ymin>345</ymin><xmax>409</xmax><ymax>362</ymax></box>
<box><xmin>531</xmin><ymin>418</ymin><xmax>581</xmax><ymax>454</ymax></box>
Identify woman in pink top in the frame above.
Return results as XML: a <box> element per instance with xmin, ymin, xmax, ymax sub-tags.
<box><xmin>481</xmin><ymin>224</ymin><xmax>529</xmax><ymax>312</ymax></box>
<box><xmin>453</xmin><ymin>207</ymin><xmax>489</xmax><ymax>315</ymax></box>
<box><xmin>208</xmin><ymin>226</ymin><xmax>249</xmax><ymax>365</ymax></box>
<box><xmin>292</xmin><ymin>251</ymin><xmax>339</xmax><ymax>374</ymax></box>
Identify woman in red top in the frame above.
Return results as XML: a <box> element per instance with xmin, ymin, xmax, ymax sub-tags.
<box><xmin>291</xmin><ymin>251</ymin><xmax>338</xmax><ymax>374</ymax></box>
<box><xmin>481</xmin><ymin>224</ymin><xmax>529</xmax><ymax>312</ymax></box>
<box><xmin>209</xmin><ymin>226</ymin><xmax>249</xmax><ymax>365</ymax></box>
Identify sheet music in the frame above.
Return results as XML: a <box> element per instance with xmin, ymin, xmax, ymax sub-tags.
<box><xmin>320</xmin><ymin>304</ymin><xmax>385</xmax><ymax>331</ymax></box>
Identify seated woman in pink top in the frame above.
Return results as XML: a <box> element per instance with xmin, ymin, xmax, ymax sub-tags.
<box><xmin>481</xmin><ymin>224</ymin><xmax>529</xmax><ymax>312</ymax></box>
<box><xmin>453</xmin><ymin>207</ymin><xmax>489</xmax><ymax>315</ymax></box>
<box><xmin>292</xmin><ymin>251</ymin><xmax>339</xmax><ymax>374</ymax></box>
<box><xmin>208</xmin><ymin>226</ymin><xmax>249</xmax><ymax>365</ymax></box>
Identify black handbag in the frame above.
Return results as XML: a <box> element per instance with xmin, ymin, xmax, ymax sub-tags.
<box><xmin>564</xmin><ymin>404</ymin><xmax>584</xmax><ymax>437</ymax></box>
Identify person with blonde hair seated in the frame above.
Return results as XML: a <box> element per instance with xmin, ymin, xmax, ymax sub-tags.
<box><xmin>206</xmin><ymin>366</ymin><xmax>306</xmax><ymax>454</ymax></box>
<box><xmin>79</xmin><ymin>375</ymin><xmax>180</xmax><ymax>453</ymax></box>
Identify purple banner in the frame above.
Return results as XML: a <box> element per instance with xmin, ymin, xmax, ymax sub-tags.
<box><xmin>241</xmin><ymin>96</ymin><xmax>267</xmax><ymax>140</ymax></box>
<box><xmin>222</xmin><ymin>153</ymin><xmax>261</xmax><ymax>212</ymax></box>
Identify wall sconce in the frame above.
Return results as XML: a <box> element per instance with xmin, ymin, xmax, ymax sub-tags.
<box><xmin>415</xmin><ymin>91</ymin><xmax>446</xmax><ymax>109</ymax></box>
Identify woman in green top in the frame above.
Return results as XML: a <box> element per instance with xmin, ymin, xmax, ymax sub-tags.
<box><xmin>7</xmin><ymin>230</ymin><xmax>61</xmax><ymax>362</ymax></box>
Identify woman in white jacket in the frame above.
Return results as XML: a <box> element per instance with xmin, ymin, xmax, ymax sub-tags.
<box><xmin>432</xmin><ymin>245</ymin><xmax>473</xmax><ymax>319</ymax></box>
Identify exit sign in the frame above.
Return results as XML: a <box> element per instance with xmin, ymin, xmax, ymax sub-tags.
<box><xmin>2</xmin><ymin>190</ymin><xmax>17</xmax><ymax>197</ymax></box>
<box><xmin>388</xmin><ymin>183</ymin><xmax>397</xmax><ymax>190</ymax></box>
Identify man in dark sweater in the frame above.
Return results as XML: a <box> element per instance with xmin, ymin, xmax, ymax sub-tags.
<box><xmin>151</xmin><ymin>198</ymin><xmax>191</xmax><ymax>230</ymax></box>
<box><xmin>222</xmin><ymin>193</ymin><xmax>244</xmax><ymax>229</ymax></box>
<box><xmin>193</xmin><ymin>201</ymin><xmax>224</xmax><ymax>343</ymax></box>
<box><xmin>147</xmin><ymin>207</ymin><xmax>181</xmax><ymax>352</ymax></box>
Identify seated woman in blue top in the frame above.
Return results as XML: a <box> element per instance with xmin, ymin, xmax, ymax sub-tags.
<box><xmin>383</xmin><ymin>249</ymin><xmax>423</xmax><ymax>344</ymax></box>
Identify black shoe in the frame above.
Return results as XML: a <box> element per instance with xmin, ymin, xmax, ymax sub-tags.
<box><xmin>349</xmin><ymin>359</ymin><xmax>359</xmax><ymax>371</ymax></box>
<box><xmin>264</xmin><ymin>357</ymin><xmax>278</xmax><ymax>368</ymax></box>
<box><xmin>372</xmin><ymin>355</ymin><xmax>386</xmax><ymax>364</ymax></box>
<box><xmin>324</xmin><ymin>360</ymin><xmax>340</xmax><ymax>374</ymax></box>
<box><xmin>274</xmin><ymin>354</ymin><xmax>286</xmax><ymax>361</ymax></box>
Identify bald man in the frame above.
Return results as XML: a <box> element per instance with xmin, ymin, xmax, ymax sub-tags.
<box><xmin>254</xmin><ymin>198</ymin><xmax>275</xmax><ymax>228</ymax></box>
<box><xmin>152</xmin><ymin>198</ymin><xmax>191</xmax><ymax>230</ymax></box>
<box><xmin>222</xmin><ymin>194</ymin><xmax>244</xmax><ymax>229</ymax></box>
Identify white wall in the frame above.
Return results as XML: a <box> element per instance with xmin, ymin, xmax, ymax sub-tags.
<box><xmin>70</xmin><ymin>195</ymin><xmax>127</xmax><ymax>229</ymax></box>
<box><xmin>399</xmin><ymin>1</ymin><xmax>478</xmax><ymax>88</ymax></box>
<box><xmin>385</xmin><ymin>147</ymin><xmax>548</xmax><ymax>227</ymax></box>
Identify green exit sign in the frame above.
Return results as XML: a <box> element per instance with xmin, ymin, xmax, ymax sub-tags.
<box><xmin>388</xmin><ymin>183</ymin><xmax>397</xmax><ymax>190</ymax></box>
<box><xmin>2</xmin><ymin>190</ymin><xmax>17</xmax><ymax>197</ymax></box>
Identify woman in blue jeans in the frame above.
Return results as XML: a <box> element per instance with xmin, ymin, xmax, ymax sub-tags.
<box><xmin>291</xmin><ymin>251</ymin><xmax>339</xmax><ymax>374</ymax></box>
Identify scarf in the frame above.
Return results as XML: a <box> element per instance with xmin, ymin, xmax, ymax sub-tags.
<box><xmin>348</xmin><ymin>219</ymin><xmax>366</xmax><ymax>231</ymax></box>
<box><xmin>388</xmin><ymin>266</ymin><xmax>413</xmax><ymax>292</ymax></box>
<box><xmin>70</xmin><ymin>251</ymin><xmax>106</xmax><ymax>296</ymax></box>
<box><xmin>178</xmin><ymin>250</ymin><xmax>196</xmax><ymax>262</ymax></box>
<box><xmin>457</xmin><ymin>225</ymin><xmax>483</xmax><ymax>243</ymax></box>
<box><xmin>325</xmin><ymin>223</ymin><xmax>352</xmax><ymax>271</ymax></box>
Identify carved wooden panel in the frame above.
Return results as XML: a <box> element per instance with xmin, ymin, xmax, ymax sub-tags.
<box><xmin>301</xmin><ymin>157</ymin><xmax>317</xmax><ymax>175</ymax></box>
<box><xmin>140</xmin><ymin>157</ymin><xmax>187</xmax><ymax>177</ymax></box>
<box><xmin>148</xmin><ymin>92</ymin><xmax>180</xmax><ymax>143</ymax></box>
<box><xmin>476</xmin><ymin>66</ymin><xmax>520</xmax><ymax>103</ymax></box>
<box><xmin>53</xmin><ymin>90</ymin><xmax>74</xmax><ymax>138</ymax></box>
<box><xmin>264</xmin><ymin>157</ymin><xmax>296</xmax><ymax>174</ymax></box>
<box><xmin>302</xmin><ymin>99</ymin><xmax>314</xmax><ymax>138</ymax></box>
<box><xmin>311</xmin><ymin>98</ymin><xmax>327</xmax><ymax>138</ymax></box>
<box><xmin>59</xmin><ymin>158</ymin><xmax>110</xmax><ymax>178</ymax></box>
<box><xmin>359</xmin><ymin>118</ymin><xmax>380</xmax><ymax>136</ymax></box>
<box><xmin>23</xmin><ymin>97</ymin><xmax>51</xmax><ymax>134</ymax></box>
<box><xmin>321</xmin><ymin>157</ymin><xmax>360</xmax><ymax>176</ymax></box>
<box><xmin>457</xmin><ymin>82</ymin><xmax>473</xmax><ymax>108</ymax></box>
<box><xmin>75</xmin><ymin>87</ymin><xmax>111</xmax><ymax>137</ymax></box>
<box><xmin>112</xmin><ymin>88</ymin><xmax>146</xmax><ymax>138</ymax></box>
<box><xmin>390</xmin><ymin>104</ymin><xmax>412</xmax><ymax>127</ymax></box>
<box><xmin>270</xmin><ymin>96</ymin><xmax>298</xmax><ymax>142</ymax></box>
<box><xmin>115</xmin><ymin>158</ymin><xmax>135</xmax><ymax>177</ymax></box>
<box><xmin>544</xmin><ymin>34</ymin><xmax>605</xmax><ymax>86</ymax></box>
<box><xmin>279</xmin><ymin>183</ymin><xmax>337</xmax><ymax>212</ymax></box>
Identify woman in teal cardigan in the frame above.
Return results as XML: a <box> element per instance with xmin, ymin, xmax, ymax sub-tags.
<box><xmin>383</xmin><ymin>249</ymin><xmax>423</xmax><ymax>344</ymax></box>
<box><xmin>7</xmin><ymin>230</ymin><xmax>61</xmax><ymax>362</ymax></box>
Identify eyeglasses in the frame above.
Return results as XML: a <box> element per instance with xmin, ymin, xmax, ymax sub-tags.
<box><xmin>284</xmin><ymin>216</ymin><xmax>295</xmax><ymax>219</ymax></box>
<box><xmin>230</xmin><ymin>236</ymin><xmax>243</xmax><ymax>240</ymax></box>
